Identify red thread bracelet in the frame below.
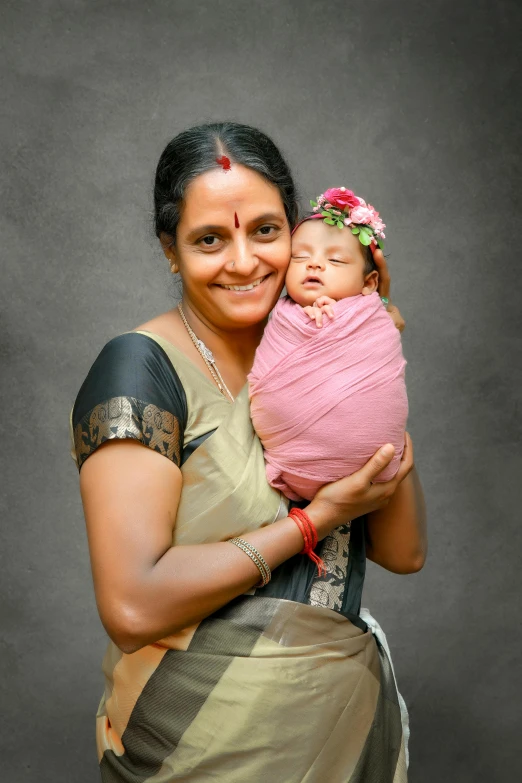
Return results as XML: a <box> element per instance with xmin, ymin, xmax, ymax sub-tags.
<box><xmin>288</xmin><ymin>508</ymin><xmax>326</xmax><ymax>577</ymax></box>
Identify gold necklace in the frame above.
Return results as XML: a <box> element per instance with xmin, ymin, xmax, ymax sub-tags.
<box><xmin>177</xmin><ymin>303</ymin><xmax>235</xmax><ymax>402</ymax></box>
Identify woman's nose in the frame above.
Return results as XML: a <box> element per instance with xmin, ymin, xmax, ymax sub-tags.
<box><xmin>229</xmin><ymin>238</ymin><xmax>259</xmax><ymax>275</ymax></box>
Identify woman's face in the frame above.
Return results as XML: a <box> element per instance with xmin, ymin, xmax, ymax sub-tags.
<box><xmin>169</xmin><ymin>164</ymin><xmax>291</xmax><ymax>332</ymax></box>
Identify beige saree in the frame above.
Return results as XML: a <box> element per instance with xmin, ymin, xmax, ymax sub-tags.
<box><xmin>71</xmin><ymin>330</ymin><xmax>408</xmax><ymax>782</ymax></box>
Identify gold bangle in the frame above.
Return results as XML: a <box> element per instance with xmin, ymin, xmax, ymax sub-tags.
<box><xmin>229</xmin><ymin>537</ymin><xmax>271</xmax><ymax>587</ymax></box>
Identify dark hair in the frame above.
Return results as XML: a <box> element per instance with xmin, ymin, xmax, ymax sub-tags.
<box><xmin>362</xmin><ymin>244</ymin><xmax>378</xmax><ymax>276</ymax></box>
<box><xmin>154</xmin><ymin>122</ymin><xmax>298</xmax><ymax>243</ymax></box>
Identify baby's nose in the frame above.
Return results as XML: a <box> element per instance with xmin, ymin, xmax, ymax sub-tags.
<box><xmin>307</xmin><ymin>257</ymin><xmax>324</xmax><ymax>268</ymax></box>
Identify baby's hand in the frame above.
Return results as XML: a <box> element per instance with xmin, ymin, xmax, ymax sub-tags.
<box><xmin>303</xmin><ymin>296</ymin><xmax>336</xmax><ymax>328</ymax></box>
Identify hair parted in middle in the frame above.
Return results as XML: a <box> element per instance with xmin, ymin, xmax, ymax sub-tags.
<box><xmin>154</xmin><ymin>122</ymin><xmax>299</xmax><ymax>244</ymax></box>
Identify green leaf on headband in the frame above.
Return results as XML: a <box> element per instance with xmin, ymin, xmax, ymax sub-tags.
<box><xmin>376</xmin><ymin>237</ymin><xmax>384</xmax><ymax>249</ymax></box>
<box><xmin>351</xmin><ymin>227</ymin><xmax>360</xmax><ymax>235</ymax></box>
<box><xmin>337</xmin><ymin>221</ymin><xmax>344</xmax><ymax>229</ymax></box>
<box><xmin>324</xmin><ymin>218</ymin><xmax>335</xmax><ymax>225</ymax></box>
<box><xmin>321</xmin><ymin>211</ymin><xmax>331</xmax><ymax>218</ymax></box>
<box><xmin>358</xmin><ymin>231</ymin><xmax>372</xmax><ymax>245</ymax></box>
<box><xmin>310</xmin><ymin>200</ymin><xmax>317</xmax><ymax>207</ymax></box>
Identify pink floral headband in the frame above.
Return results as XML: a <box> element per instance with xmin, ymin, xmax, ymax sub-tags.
<box><xmin>293</xmin><ymin>187</ymin><xmax>386</xmax><ymax>252</ymax></box>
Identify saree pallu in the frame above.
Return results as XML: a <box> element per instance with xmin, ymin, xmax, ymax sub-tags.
<box><xmin>71</xmin><ymin>330</ymin><xmax>408</xmax><ymax>782</ymax></box>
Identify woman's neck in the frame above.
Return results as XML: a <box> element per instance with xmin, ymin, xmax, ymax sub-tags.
<box><xmin>180</xmin><ymin>300</ymin><xmax>267</xmax><ymax>377</ymax></box>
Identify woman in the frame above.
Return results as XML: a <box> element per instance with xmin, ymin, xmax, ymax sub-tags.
<box><xmin>71</xmin><ymin>122</ymin><xmax>426</xmax><ymax>782</ymax></box>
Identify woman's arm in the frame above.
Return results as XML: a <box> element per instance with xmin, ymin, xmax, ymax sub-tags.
<box><xmin>365</xmin><ymin>434</ymin><xmax>427</xmax><ymax>573</ymax></box>
<box><xmin>80</xmin><ymin>437</ymin><xmax>401</xmax><ymax>654</ymax></box>
<box><xmin>372</xmin><ymin>255</ymin><xmax>424</xmax><ymax>567</ymax></box>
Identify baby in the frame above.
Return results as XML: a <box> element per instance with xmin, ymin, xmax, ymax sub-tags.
<box><xmin>248</xmin><ymin>187</ymin><xmax>408</xmax><ymax>501</ymax></box>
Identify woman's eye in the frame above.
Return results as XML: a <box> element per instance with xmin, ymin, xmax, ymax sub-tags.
<box><xmin>257</xmin><ymin>224</ymin><xmax>277</xmax><ymax>237</ymax></box>
<box><xmin>200</xmin><ymin>235</ymin><xmax>220</xmax><ymax>247</ymax></box>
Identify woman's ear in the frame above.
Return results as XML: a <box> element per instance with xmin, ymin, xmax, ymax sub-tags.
<box><xmin>362</xmin><ymin>270</ymin><xmax>379</xmax><ymax>295</ymax></box>
<box><xmin>160</xmin><ymin>232</ymin><xmax>178</xmax><ymax>273</ymax></box>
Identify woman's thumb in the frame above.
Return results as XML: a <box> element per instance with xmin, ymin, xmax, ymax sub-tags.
<box><xmin>366</xmin><ymin>444</ymin><xmax>395</xmax><ymax>481</ymax></box>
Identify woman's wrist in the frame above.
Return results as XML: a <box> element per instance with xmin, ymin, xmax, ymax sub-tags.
<box><xmin>301</xmin><ymin>498</ymin><xmax>338</xmax><ymax>541</ymax></box>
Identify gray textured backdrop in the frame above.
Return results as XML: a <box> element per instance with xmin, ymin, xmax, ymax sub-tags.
<box><xmin>1</xmin><ymin>1</ymin><xmax>521</xmax><ymax>780</ymax></box>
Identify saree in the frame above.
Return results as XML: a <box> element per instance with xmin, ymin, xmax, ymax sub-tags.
<box><xmin>70</xmin><ymin>330</ymin><xmax>408</xmax><ymax>782</ymax></box>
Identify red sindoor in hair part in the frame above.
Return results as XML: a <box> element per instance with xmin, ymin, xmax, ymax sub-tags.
<box><xmin>234</xmin><ymin>212</ymin><xmax>240</xmax><ymax>228</ymax></box>
<box><xmin>216</xmin><ymin>155</ymin><xmax>231</xmax><ymax>171</ymax></box>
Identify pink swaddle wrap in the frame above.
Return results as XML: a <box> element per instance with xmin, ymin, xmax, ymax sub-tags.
<box><xmin>248</xmin><ymin>292</ymin><xmax>408</xmax><ymax>501</ymax></box>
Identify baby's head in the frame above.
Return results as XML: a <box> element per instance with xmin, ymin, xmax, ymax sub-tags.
<box><xmin>285</xmin><ymin>187</ymin><xmax>385</xmax><ymax>307</ymax></box>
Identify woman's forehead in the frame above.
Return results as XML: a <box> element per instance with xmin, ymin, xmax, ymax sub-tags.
<box><xmin>182</xmin><ymin>165</ymin><xmax>284</xmax><ymax>218</ymax></box>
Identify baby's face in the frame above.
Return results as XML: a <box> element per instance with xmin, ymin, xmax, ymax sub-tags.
<box><xmin>286</xmin><ymin>219</ymin><xmax>369</xmax><ymax>307</ymax></box>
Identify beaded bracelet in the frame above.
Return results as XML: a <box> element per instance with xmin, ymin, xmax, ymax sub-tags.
<box><xmin>229</xmin><ymin>537</ymin><xmax>271</xmax><ymax>587</ymax></box>
<box><xmin>288</xmin><ymin>508</ymin><xmax>326</xmax><ymax>577</ymax></box>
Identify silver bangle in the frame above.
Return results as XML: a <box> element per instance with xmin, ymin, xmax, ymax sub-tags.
<box><xmin>229</xmin><ymin>537</ymin><xmax>271</xmax><ymax>587</ymax></box>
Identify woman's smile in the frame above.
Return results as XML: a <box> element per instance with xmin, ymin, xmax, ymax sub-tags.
<box><xmin>214</xmin><ymin>272</ymin><xmax>272</xmax><ymax>293</ymax></box>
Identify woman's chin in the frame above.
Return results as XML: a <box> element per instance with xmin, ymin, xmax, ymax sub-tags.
<box><xmin>220</xmin><ymin>300</ymin><xmax>275</xmax><ymax>330</ymax></box>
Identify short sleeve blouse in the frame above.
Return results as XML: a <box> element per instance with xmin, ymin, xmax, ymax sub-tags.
<box><xmin>70</xmin><ymin>332</ymin><xmax>187</xmax><ymax>470</ymax></box>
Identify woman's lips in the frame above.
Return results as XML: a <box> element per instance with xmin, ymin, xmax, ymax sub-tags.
<box><xmin>215</xmin><ymin>273</ymin><xmax>271</xmax><ymax>294</ymax></box>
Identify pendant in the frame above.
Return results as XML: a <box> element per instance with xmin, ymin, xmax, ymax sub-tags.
<box><xmin>197</xmin><ymin>339</ymin><xmax>216</xmax><ymax>365</ymax></box>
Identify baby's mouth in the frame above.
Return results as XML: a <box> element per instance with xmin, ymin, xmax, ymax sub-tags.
<box><xmin>303</xmin><ymin>276</ymin><xmax>323</xmax><ymax>285</ymax></box>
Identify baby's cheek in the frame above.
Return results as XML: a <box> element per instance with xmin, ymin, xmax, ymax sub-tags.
<box><xmin>284</xmin><ymin>267</ymin><xmax>301</xmax><ymax>299</ymax></box>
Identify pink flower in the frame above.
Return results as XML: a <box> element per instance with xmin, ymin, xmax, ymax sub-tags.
<box><xmin>323</xmin><ymin>188</ymin><xmax>360</xmax><ymax>211</ymax></box>
<box><xmin>349</xmin><ymin>205</ymin><xmax>374</xmax><ymax>225</ymax></box>
<box><xmin>367</xmin><ymin>204</ymin><xmax>386</xmax><ymax>236</ymax></box>
<box><xmin>343</xmin><ymin>217</ymin><xmax>352</xmax><ymax>226</ymax></box>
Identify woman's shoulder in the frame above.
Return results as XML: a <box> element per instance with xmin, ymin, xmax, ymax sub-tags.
<box><xmin>70</xmin><ymin>329</ymin><xmax>188</xmax><ymax>471</ymax></box>
<box><xmin>73</xmin><ymin>331</ymin><xmax>185</xmax><ymax>419</ymax></box>
<box><xmin>132</xmin><ymin>309</ymin><xmax>190</xmax><ymax>351</ymax></box>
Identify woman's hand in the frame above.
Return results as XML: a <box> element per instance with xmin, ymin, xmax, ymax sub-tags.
<box><xmin>307</xmin><ymin>434</ymin><xmax>414</xmax><ymax>540</ymax></box>
<box><xmin>373</xmin><ymin>249</ymin><xmax>406</xmax><ymax>333</ymax></box>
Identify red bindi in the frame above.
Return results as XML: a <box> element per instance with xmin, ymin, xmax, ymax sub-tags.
<box><xmin>234</xmin><ymin>212</ymin><xmax>240</xmax><ymax>229</ymax></box>
<box><xmin>216</xmin><ymin>155</ymin><xmax>231</xmax><ymax>171</ymax></box>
